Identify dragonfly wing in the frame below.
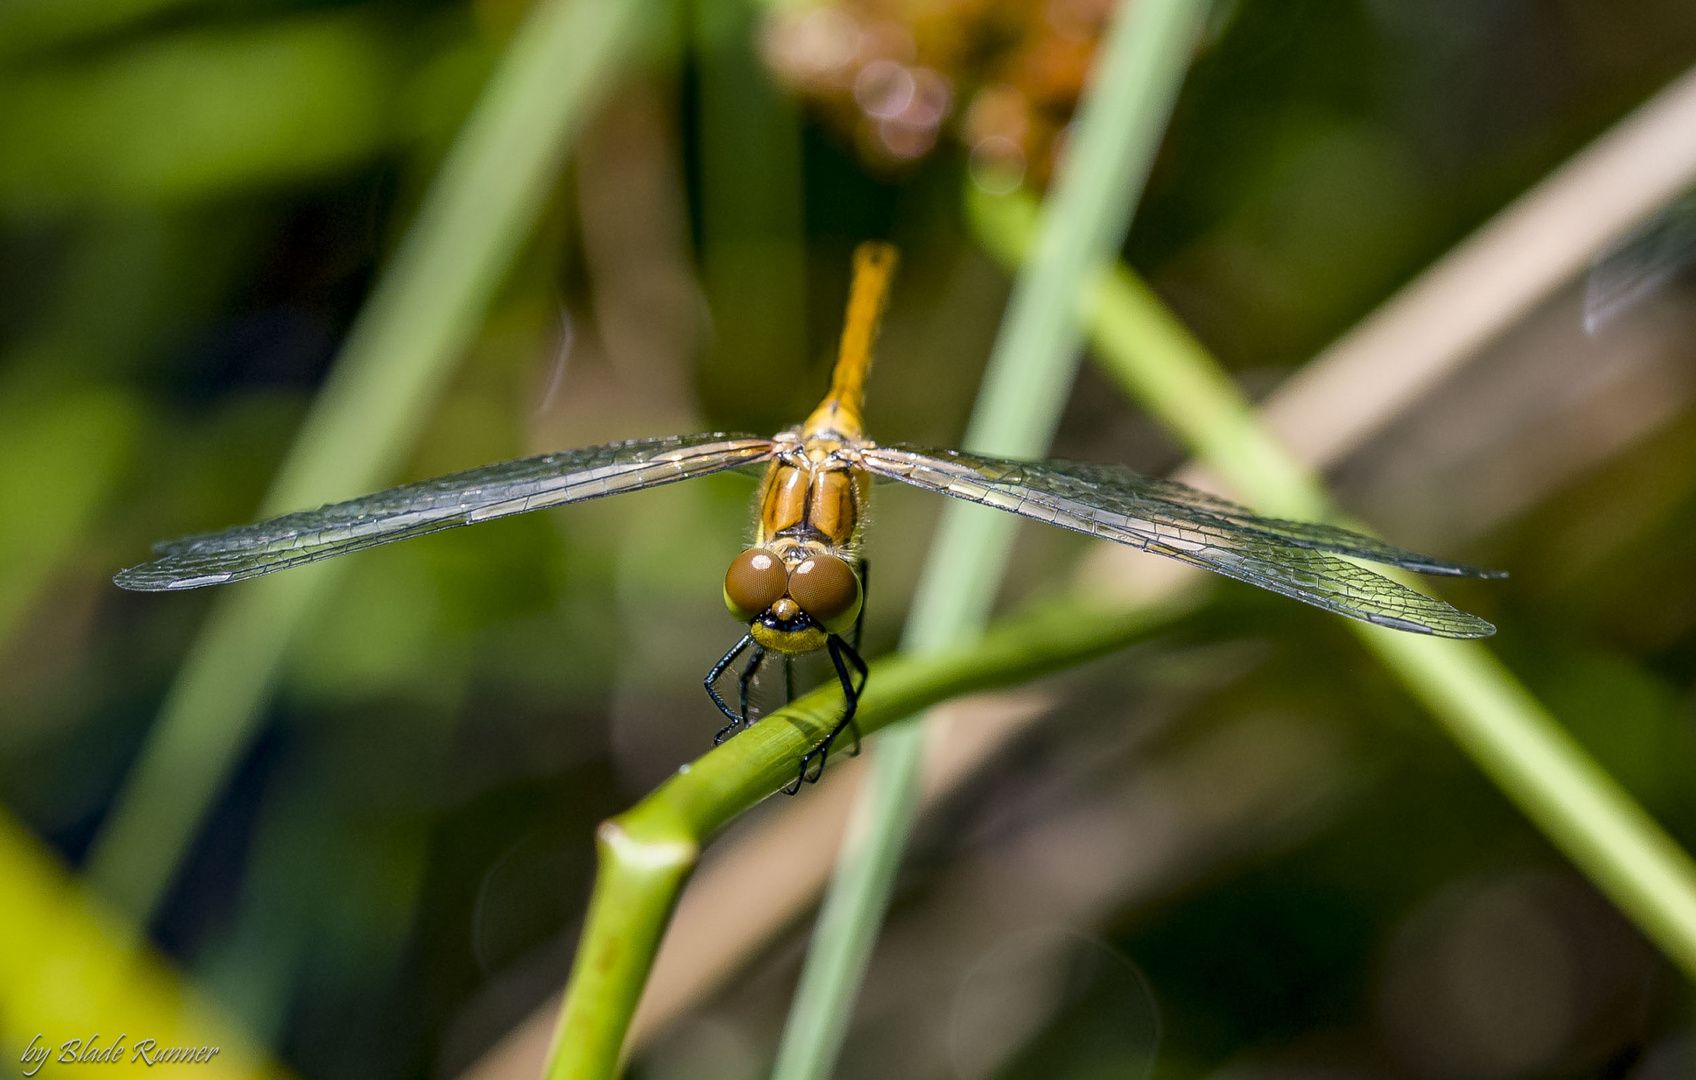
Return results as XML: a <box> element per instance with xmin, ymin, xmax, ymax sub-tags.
<box><xmin>858</xmin><ymin>445</ymin><xmax>1498</xmax><ymax>638</ymax></box>
<box><xmin>1584</xmin><ymin>187</ymin><xmax>1696</xmax><ymax>333</ymax></box>
<box><xmin>1053</xmin><ymin>468</ymin><xmax>1505</xmax><ymax>579</ymax></box>
<box><xmin>117</xmin><ymin>433</ymin><xmax>775</xmax><ymax>591</ymax></box>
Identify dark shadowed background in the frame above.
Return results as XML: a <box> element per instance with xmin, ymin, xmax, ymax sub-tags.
<box><xmin>4</xmin><ymin>1</ymin><xmax>1696</xmax><ymax>1078</ymax></box>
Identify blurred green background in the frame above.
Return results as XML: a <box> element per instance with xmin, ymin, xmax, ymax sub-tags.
<box><xmin>4</xmin><ymin>0</ymin><xmax>1696</xmax><ymax>1078</ymax></box>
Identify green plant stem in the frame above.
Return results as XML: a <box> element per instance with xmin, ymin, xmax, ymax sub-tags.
<box><xmin>1361</xmin><ymin>630</ymin><xmax>1696</xmax><ymax>974</ymax></box>
<box><xmin>770</xmin><ymin>3</ymin><xmax>1213</xmax><ymax>1078</ymax></box>
<box><xmin>542</xmin><ymin>590</ymin><xmax>1201</xmax><ymax>1080</ymax></box>
<box><xmin>84</xmin><ymin>0</ymin><xmax>650</xmax><ymax>922</ymax></box>
<box><xmin>971</xmin><ymin>186</ymin><xmax>1696</xmax><ymax>978</ymax></box>
<box><xmin>552</xmin><ymin>819</ymin><xmax>698</xmax><ymax>1078</ymax></box>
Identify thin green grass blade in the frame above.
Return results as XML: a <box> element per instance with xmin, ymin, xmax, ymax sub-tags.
<box><xmin>973</xmin><ymin>186</ymin><xmax>1696</xmax><ymax>979</ymax></box>
<box><xmin>769</xmin><ymin>4</ymin><xmax>1214</xmax><ymax>1078</ymax></box>
<box><xmin>84</xmin><ymin>0</ymin><xmax>651</xmax><ymax>922</ymax></box>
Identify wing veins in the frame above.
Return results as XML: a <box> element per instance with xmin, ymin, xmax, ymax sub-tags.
<box><xmin>118</xmin><ymin>433</ymin><xmax>773</xmax><ymax>591</ymax></box>
<box><xmin>860</xmin><ymin>445</ymin><xmax>1496</xmax><ymax>638</ymax></box>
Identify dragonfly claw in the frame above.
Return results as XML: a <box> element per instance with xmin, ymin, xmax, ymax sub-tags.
<box><xmin>786</xmin><ymin>742</ymin><xmax>830</xmax><ymax>795</ymax></box>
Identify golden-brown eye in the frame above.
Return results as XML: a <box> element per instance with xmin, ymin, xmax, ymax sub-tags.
<box><xmin>724</xmin><ymin>547</ymin><xmax>787</xmax><ymax>621</ymax></box>
<box><xmin>787</xmin><ymin>552</ymin><xmax>861</xmax><ymax>632</ymax></box>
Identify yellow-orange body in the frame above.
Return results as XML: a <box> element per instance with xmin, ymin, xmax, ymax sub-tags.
<box><xmin>744</xmin><ymin>243</ymin><xmax>895</xmax><ymax>654</ymax></box>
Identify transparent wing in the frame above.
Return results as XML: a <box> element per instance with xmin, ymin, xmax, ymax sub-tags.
<box><xmin>116</xmin><ymin>433</ymin><xmax>775</xmax><ymax>591</ymax></box>
<box><xmin>858</xmin><ymin>445</ymin><xmax>1502</xmax><ymax>638</ymax></box>
<box><xmin>1585</xmin><ymin>187</ymin><xmax>1696</xmax><ymax>333</ymax></box>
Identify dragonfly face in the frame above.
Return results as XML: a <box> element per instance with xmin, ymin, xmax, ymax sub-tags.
<box><xmin>723</xmin><ymin>544</ymin><xmax>862</xmax><ymax>655</ymax></box>
<box><xmin>116</xmin><ymin>241</ymin><xmax>1503</xmax><ymax>794</ymax></box>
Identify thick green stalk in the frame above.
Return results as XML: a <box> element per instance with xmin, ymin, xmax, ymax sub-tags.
<box><xmin>770</xmin><ymin>3</ymin><xmax>1213</xmax><ymax>1078</ymax></box>
<box><xmin>542</xmin><ymin>591</ymin><xmax>1199</xmax><ymax>1079</ymax></box>
<box><xmin>550</xmin><ymin>818</ymin><xmax>698</xmax><ymax>1080</ymax></box>
<box><xmin>972</xmin><ymin>187</ymin><xmax>1696</xmax><ymax>977</ymax></box>
<box><xmin>84</xmin><ymin>0</ymin><xmax>650</xmax><ymax>922</ymax></box>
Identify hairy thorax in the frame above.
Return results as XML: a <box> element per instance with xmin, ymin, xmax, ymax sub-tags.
<box><xmin>748</xmin><ymin>431</ymin><xmax>871</xmax><ymax>654</ymax></box>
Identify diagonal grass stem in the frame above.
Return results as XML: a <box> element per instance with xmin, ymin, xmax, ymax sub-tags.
<box><xmin>970</xmin><ymin>185</ymin><xmax>1696</xmax><ymax>979</ymax></box>
<box><xmin>768</xmin><ymin>3</ymin><xmax>1214</xmax><ymax>1078</ymax></box>
<box><xmin>84</xmin><ymin>0</ymin><xmax>651</xmax><ymax>922</ymax></box>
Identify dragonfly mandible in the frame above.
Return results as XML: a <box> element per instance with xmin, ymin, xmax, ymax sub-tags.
<box><xmin>117</xmin><ymin>242</ymin><xmax>1503</xmax><ymax>792</ymax></box>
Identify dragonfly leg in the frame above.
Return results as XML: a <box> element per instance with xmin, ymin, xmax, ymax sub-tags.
<box><xmin>705</xmin><ymin>632</ymin><xmax>755</xmax><ymax>742</ymax></box>
<box><xmin>842</xmin><ymin>558</ymin><xmax>869</xmax><ymax>753</ymax></box>
<box><xmin>852</xmin><ymin>559</ymin><xmax>869</xmax><ymax>652</ymax></box>
<box><xmin>733</xmin><ymin>643</ymin><xmax>768</xmax><ymax>733</ymax></box>
<box><xmin>835</xmin><ymin>635</ymin><xmax>868</xmax><ymax>756</ymax></box>
<box><xmin>787</xmin><ymin>634</ymin><xmax>868</xmax><ymax>794</ymax></box>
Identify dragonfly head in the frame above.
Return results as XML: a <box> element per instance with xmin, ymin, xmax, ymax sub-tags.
<box><xmin>725</xmin><ymin>547</ymin><xmax>862</xmax><ymax>654</ymax></box>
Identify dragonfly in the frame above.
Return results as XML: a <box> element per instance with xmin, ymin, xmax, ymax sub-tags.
<box><xmin>1584</xmin><ymin>185</ymin><xmax>1696</xmax><ymax>333</ymax></box>
<box><xmin>117</xmin><ymin>242</ymin><xmax>1503</xmax><ymax>792</ymax></box>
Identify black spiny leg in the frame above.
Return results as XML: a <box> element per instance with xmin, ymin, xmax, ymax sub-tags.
<box><xmin>838</xmin><ymin>635</ymin><xmax>868</xmax><ymax>756</ymax></box>
<box><xmin>843</xmin><ymin>558</ymin><xmax>869</xmax><ymax>754</ymax></box>
<box><xmin>787</xmin><ymin>633</ymin><xmax>870</xmax><ymax>795</ymax></box>
<box><xmin>705</xmin><ymin>632</ymin><xmax>755</xmax><ymax>743</ymax></box>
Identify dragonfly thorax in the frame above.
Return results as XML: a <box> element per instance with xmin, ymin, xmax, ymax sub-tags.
<box><xmin>755</xmin><ymin>438</ymin><xmax>870</xmax><ymax>553</ymax></box>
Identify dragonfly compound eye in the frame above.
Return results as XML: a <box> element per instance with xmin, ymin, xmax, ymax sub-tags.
<box><xmin>787</xmin><ymin>553</ymin><xmax>861</xmax><ymax>633</ymax></box>
<box><xmin>724</xmin><ymin>547</ymin><xmax>788</xmax><ymax>621</ymax></box>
